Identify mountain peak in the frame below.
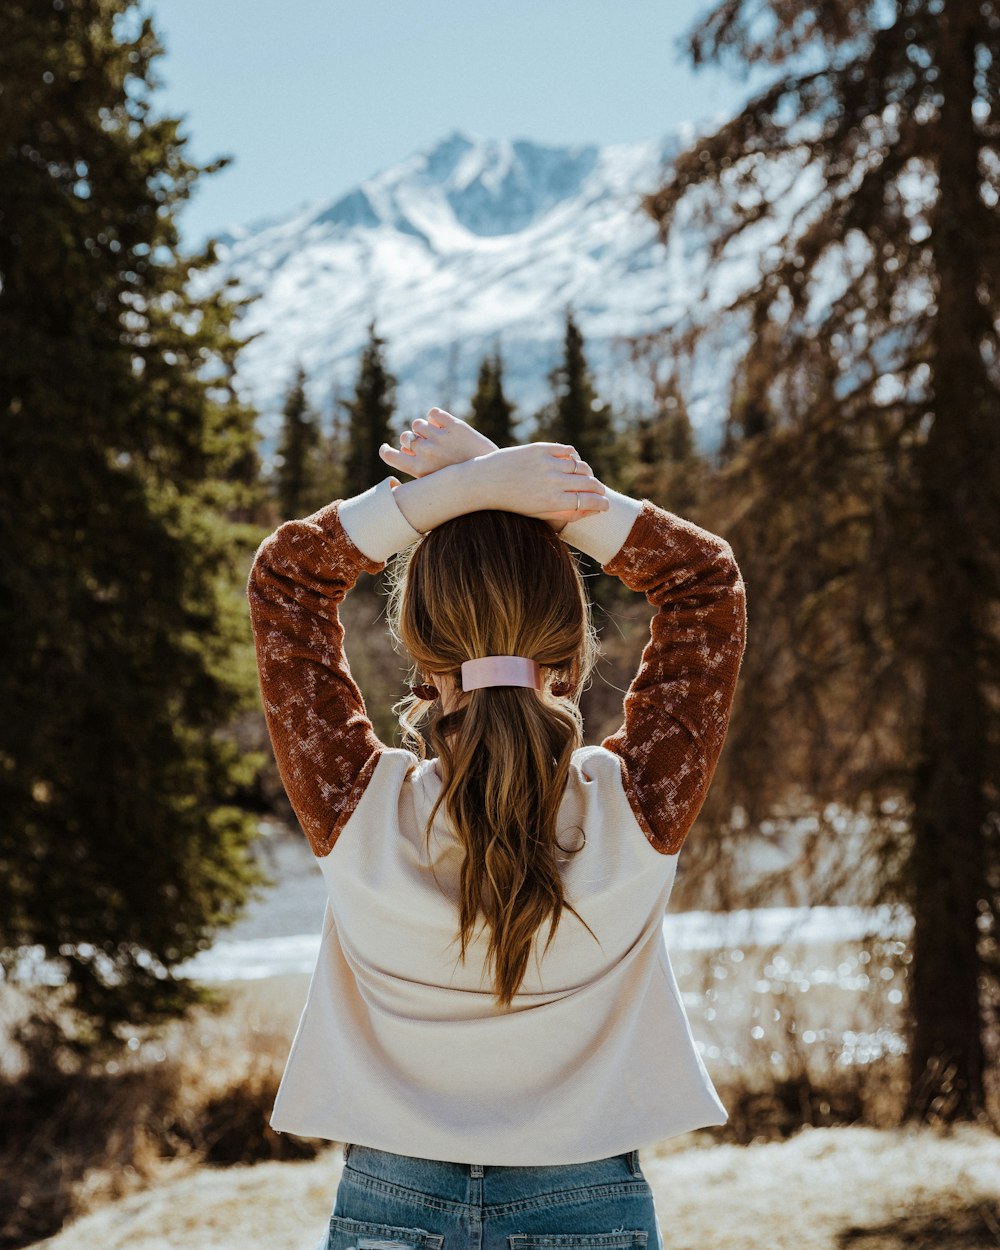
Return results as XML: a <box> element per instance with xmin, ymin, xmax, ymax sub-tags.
<box><xmin>420</xmin><ymin>128</ymin><xmax>480</xmax><ymax>175</ymax></box>
<box><xmin>373</xmin><ymin>131</ymin><xmax>601</xmax><ymax>237</ymax></box>
<box><xmin>207</xmin><ymin>127</ymin><xmax>741</xmax><ymax>458</ymax></box>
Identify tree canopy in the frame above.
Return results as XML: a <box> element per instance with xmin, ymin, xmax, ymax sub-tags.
<box><xmin>341</xmin><ymin>321</ymin><xmax>398</xmax><ymax>498</ymax></box>
<box><xmin>0</xmin><ymin>0</ymin><xmax>266</xmax><ymax>1049</ymax></box>
<box><xmin>643</xmin><ymin>0</ymin><xmax>1000</xmax><ymax>1122</ymax></box>
<box><xmin>274</xmin><ymin>362</ymin><xmax>320</xmax><ymax>520</ymax></box>
<box><xmin>469</xmin><ymin>349</ymin><xmax>517</xmax><ymax>447</ymax></box>
<box><xmin>535</xmin><ymin>311</ymin><xmax>622</xmax><ymax>487</ymax></box>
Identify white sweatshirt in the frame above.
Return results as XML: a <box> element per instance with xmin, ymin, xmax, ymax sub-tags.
<box><xmin>247</xmin><ymin>478</ymin><xmax>747</xmax><ymax>1164</ymax></box>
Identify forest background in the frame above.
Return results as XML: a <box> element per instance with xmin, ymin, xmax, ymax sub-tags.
<box><xmin>1</xmin><ymin>1</ymin><xmax>999</xmax><ymax>1248</ymax></box>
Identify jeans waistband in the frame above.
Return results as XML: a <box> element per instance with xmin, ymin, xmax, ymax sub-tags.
<box><xmin>343</xmin><ymin>1142</ymin><xmax>644</xmax><ymax>1180</ymax></box>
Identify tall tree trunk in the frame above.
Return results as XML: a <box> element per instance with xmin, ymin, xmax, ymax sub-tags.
<box><xmin>907</xmin><ymin>596</ymin><xmax>988</xmax><ymax>1120</ymax></box>
<box><xmin>905</xmin><ymin>0</ymin><xmax>990</xmax><ymax>1122</ymax></box>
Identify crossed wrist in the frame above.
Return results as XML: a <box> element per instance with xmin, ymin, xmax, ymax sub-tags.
<box><xmin>461</xmin><ymin>455</ymin><xmax>505</xmax><ymax>510</ymax></box>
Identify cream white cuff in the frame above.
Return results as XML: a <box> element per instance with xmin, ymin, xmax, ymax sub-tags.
<box><xmin>337</xmin><ymin>477</ymin><xmax>425</xmax><ymax>564</ymax></box>
<box><xmin>557</xmin><ymin>489</ymin><xmax>644</xmax><ymax>565</ymax></box>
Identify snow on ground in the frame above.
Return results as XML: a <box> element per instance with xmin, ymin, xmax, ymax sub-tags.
<box><xmin>174</xmin><ymin>903</ymin><xmax>913</xmax><ymax>984</ymax></box>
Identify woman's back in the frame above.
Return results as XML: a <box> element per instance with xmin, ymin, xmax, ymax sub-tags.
<box><xmin>269</xmin><ymin>744</ymin><xmax>722</xmax><ymax>1165</ymax></box>
<box><xmin>329</xmin><ymin>748</ymin><xmax>676</xmax><ymax>1002</ymax></box>
<box><xmin>247</xmin><ymin>446</ymin><xmax>747</xmax><ymax>1165</ymax></box>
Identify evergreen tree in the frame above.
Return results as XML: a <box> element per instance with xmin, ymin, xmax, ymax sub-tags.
<box><xmin>644</xmin><ymin>0</ymin><xmax>1000</xmax><ymax>1122</ymax></box>
<box><xmin>535</xmin><ymin>311</ymin><xmax>621</xmax><ymax>486</ymax></box>
<box><xmin>630</xmin><ymin>382</ymin><xmax>705</xmax><ymax>516</ymax></box>
<box><xmin>535</xmin><ymin>314</ymin><xmax>625</xmax><ymax>607</ymax></box>
<box><xmin>274</xmin><ymin>362</ymin><xmax>319</xmax><ymax>519</ymax></box>
<box><xmin>342</xmin><ymin>322</ymin><xmax>397</xmax><ymax>497</ymax></box>
<box><xmin>469</xmin><ymin>349</ymin><xmax>516</xmax><ymax>447</ymax></box>
<box><xmin>308</xmin><ymin>380</ymin><xmax>348</xmax><ymax>508</ymax></box>
<box><xmin>0</xmin><ymin>1</ymin><xmax>265</xmax><ymax>1050</ymax></box>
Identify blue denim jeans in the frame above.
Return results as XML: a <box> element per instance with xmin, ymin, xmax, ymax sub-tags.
<box><xmin>317</xmin><ymin>1144</ymin><xmax>664</xmax><ymax>1250</ymax></box>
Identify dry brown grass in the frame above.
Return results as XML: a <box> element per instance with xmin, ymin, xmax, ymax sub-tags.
<box><xmin>24</xmin><ymin>1125</ymin><xmax>1000</xmax><ymax>1250</ymax></box>
<box><xmin>3</xmin><ymin>937</ymin><xmax>997</xmax><ymax>1249</ymax></box>
<box><xmin>0</xmin><ymin>976</ymin><xmax>318</xmax><ymax>1250</ymax></box>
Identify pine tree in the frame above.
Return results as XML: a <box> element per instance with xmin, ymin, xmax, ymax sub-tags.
<box><xmin>469</xmin><ymin>349</ymin><xmax>516</xmax><ymax>447</ymax></box>
<box><xmin>535</xmin><ymin>311</ymin><xmax>621</xmax><ymax>486</ymax></box>
<box><xmin>342</xmin><ymin>322</ymin><xmax>397</xmax><ymax>497</ymax></box>
<box><xmin>0</xmin><ymin>0</ymin><xmax>265</xmax><ymax>1051</ymax></box>
<box><xmin>274</xmin><ymin>362</ymin><xmax>319</xmax><ymax>519</ymax></box>
<box><xmin>534</xmin><ymin>313</ymin><xmax>626</xmax><ymax>609</ymax></box>
<box><xmin>307</xmin><ymin>380</ymin><xmax>348</xmax><ymax>509</ymax></box>
<box><xmin>630</xmin><ymin>381</ymin><xmax>705</xmax><ymax>516</ymax></box>
<box><xmin>643</xmin><ymin>0</ymin><xmax>1000</xmax><ymax>1122</ymax></box>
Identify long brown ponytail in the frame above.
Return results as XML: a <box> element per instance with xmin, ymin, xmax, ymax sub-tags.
<box><xmin>386</xmin><ymin>510</ymin><xmax>599</xmax><ymax>1006</ymax></box>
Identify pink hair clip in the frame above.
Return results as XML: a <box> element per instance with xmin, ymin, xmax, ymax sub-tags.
<box><xmin>461</xmin><ymin>656</ymin><xmax>542</xmax><ymax>691</ymax></box>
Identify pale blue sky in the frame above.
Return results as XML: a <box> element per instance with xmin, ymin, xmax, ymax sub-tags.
<box><xmin>148</xmin><ymin>0</ymin><xmax>766</xmax><ymax>248</ymax></box>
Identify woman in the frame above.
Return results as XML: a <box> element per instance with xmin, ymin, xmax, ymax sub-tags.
<box><xmin>247</xmin><ymin>409</ymin><xmax>747</xmax><ymax>1250</ymax></box>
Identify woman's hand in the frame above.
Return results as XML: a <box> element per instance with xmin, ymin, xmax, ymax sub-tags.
<box><xmin>476</xmin><ymin>445</ymin><xmax>608</xmax><ymax>528</ymax></box>
<box><xmin>379</xmin><ymin>408</ymin><xmax>497</xmax><ymax>478</ymax></box>
<box><xmin>389</xmin><ymin>443</ymin><xmax>607</xmax><ymax>536</ymax></box>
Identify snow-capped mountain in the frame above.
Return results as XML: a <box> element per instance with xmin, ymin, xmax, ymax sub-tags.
<box><xmin>205</xmin><ymin>127</ymin><xmax>786</xmax><ymax>454</ymax></box>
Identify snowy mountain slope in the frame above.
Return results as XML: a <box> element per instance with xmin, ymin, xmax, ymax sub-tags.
<box><xmin>204</xmin><ymin>127</ymin><xmax>817</xmax><ymax>454</ymax></box>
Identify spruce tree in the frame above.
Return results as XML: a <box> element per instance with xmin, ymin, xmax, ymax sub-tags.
<box><xmin>307</xmin><ymin>381</ymin><xmax>348</xmax><ymax>509</ymax></box>
<box><xmin>630</xmin><ymin>382</ymin><xmax>705</xmax><ymax>516</ymax></box>
<box><xmin>469</xmin><ymin>349</ymin><xmax>516</xmax><ymax>447</ymax></box>
<box><xmin>0</xmin><ymin>0</ymin><xmax>265</xmax><ymax>1049</ymax></box>
<box><xmin>342</xmin><ymin>322</ymin><xmax>397</xmax><ymax>497</ymax></box>
<box><xmin>274</xmin><ymin>362</ymin><xmax>319</xmax><ymax>520</ymax></box>
<box><xmin>644</xmin><ymin>0</ymin><xmax>1000</xmax><ymax>1122</ymax></box>
<box><xmin>534</xmin><ymin>314</ymin><xmax>626</xmax><ymax>607</ymax></box>
<box><xmin>535</xmin><ymin>311</ymin><xmax>621</xmax><ymax>486</ymax></box>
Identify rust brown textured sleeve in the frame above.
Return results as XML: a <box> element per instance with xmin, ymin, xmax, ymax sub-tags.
<box><xmin>246</xmin><ymin>500</ymin><xmax>386</xmax><ymax>858</ymax></box>
<box><xmin>600</xmin><ymin>500</ymin><xmax>747</xmax><ymax>855</ymax></box>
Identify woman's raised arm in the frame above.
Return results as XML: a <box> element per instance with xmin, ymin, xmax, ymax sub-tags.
<box><xmin>247</xmin><ymin>441</ymin><xmax>607</xmax><ymax>857</ymax></box>
<box><xmin>561</xmin><ymin>496</ymin><xmax>747</xmax><ymax>855</ymax></box>
<box><xmin>390</xmin><ymin>444</ymin><xmax>609</xmax><ymax>532</ymax></box>
<box><xmin>380</xmin><ymin>411</ymin><xmax>609</xmax><ymax>530</ymax></box>
<box><xmin>246</xmin><ymin>480</ymin><xmax>423</xmax><ymax>857</ymax></box>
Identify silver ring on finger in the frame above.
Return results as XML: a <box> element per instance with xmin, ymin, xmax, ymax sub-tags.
<box><xmin>575</xmin><ymin>492</ymin><xmax>581</xmax><ymax>511</ymax></box>
<box><xmin>400</xmin><ymin>431</ymin><xmax>414</xmax><ymax>447</ymax></box>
